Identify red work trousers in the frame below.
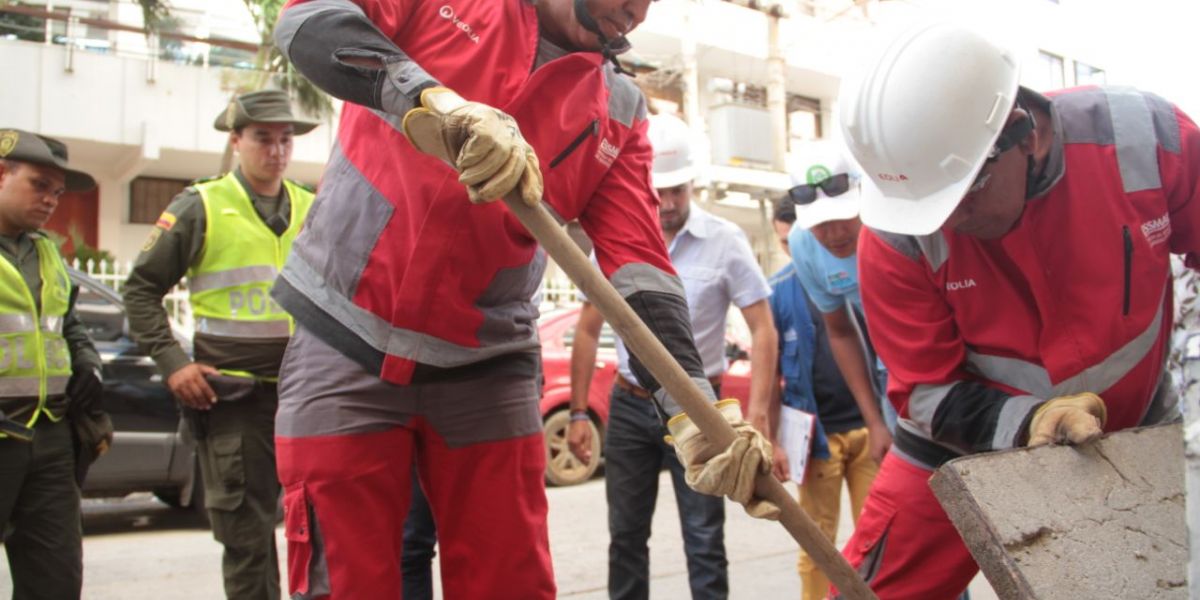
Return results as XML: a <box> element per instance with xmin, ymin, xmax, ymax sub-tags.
<box><xmin>834</xmin><ymin>453</ymin><xmax>977</xmax><ymax>600</ymax></box>
<box><xmin>277</xmin><ymin>421</ymin><xmax>555</xmax><ymax>599</ymax></box>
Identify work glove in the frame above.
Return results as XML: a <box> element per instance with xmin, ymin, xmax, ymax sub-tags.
<box><xmin>401</xmin><ymin>87</ymin><xmax>544</xmax><ymax>207</ymax></box>
<box><xmin>1026</xmin><ymin>392</ymin><xmax>1107</xmax><ymax>447</ymax></box>
<box><xmin>668</xmin><ymin>399</ymin><xmax>780</xmax><ymax>520</ymax></box>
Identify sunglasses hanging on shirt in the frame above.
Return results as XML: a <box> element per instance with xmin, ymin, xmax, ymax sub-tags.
<box><xmin>787</xmin><ymin>172</ymin><xmax>852</xmax><ymax>205</ymax></box>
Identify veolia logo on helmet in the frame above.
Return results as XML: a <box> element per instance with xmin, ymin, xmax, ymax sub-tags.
<box><xmin>878</xmin><ymin>173</ymin><xmax>909</xmax><ymax>182</ymax></box>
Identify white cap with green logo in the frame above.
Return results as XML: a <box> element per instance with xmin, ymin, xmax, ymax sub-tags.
<box><xmin>788</xmin><ymin>144</ymin><xmax>862</xmax><ymax>230</ymax></box>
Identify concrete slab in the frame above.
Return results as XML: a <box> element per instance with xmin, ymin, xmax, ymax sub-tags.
<box><xmin>930</xmin><ymin>423</ymin><xmax>1187</xmax><ymax>600</ymax></box>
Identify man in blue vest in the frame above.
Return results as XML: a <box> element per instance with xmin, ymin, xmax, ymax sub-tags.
<box><xmin>0</xmin><ymin>129</ymin><xmax>105</xmax><ymax>600</ymax></box>
<box><xmin>753</xmin><ymin>192</ymin><xmax>878</xmax><ymax>600</ymax></box>
<box><xmin>124</xmin><ymin>91</ymin><xmax>318</xmax><ymax>600</ymax></box>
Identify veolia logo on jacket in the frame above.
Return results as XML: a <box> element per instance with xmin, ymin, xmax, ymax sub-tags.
<box><xmin>946</xmin><ymin>279</ymin><xmax>977</xmax><ymax>291</ymax></box>
<box><xmin>438</xmin><ymin>5</ymin><xmax>480</xmax><ymax>44</ymax></box>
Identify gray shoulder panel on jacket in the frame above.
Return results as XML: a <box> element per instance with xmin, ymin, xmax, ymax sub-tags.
<box><xmin>1105</xmin><ymin>87</ymin><xmax>1165</xmax><ymax>193</ymax></box>
<box><xmin>1054</xmin><ymin>86</ymin><xmax>1181</xmax><ymax>193</ymax></box>
<box><xmin>1054</xmin><ymin>87</ymin><xmax>1113</xmax><ymax>145</ymax></box>
<box><xmin>1144</xmin><ymin>91</ymin><xmax>1182</xmax><ymax>154</ymax></box>
<box><xmin>603</xmin><ymin>66</ymin><xmax>647</xmax><ymax>128</ymax></box>
<box><xmin>870</xmin><ymin>228</ymin><xmax>922</xmax><ymax>261</ymax></box>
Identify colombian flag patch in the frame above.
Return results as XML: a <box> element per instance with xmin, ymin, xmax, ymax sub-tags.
<box><xmin>155</xmin><ymin>211</ymin><xmax>177</xmax><ymax>230</ymax></box>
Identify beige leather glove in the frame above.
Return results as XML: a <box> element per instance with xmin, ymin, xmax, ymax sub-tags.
<box><xmin>401</xmin><ymin>87</ymin><xmax>543</xmax><ymax>207</ymax></box>
<box><xmin>1026</xmin><ymin>392</ymin><xmax>1108</xmax><ymax>447</ymax></box>
<box><xmin>668</xmin><ymin>399</ymin><xmax>780</xmax><ymax>520</ymax></box>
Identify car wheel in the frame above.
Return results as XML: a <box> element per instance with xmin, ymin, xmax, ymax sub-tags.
<box><xmin>184</xmin><ymin>458</ymin><xmax>206</xmax><ymax>513</ymax></box>
<box><xmin>153</xmin><ymin>458</ymin><xmax>206</xmax><ymax>517</ymax></box>
<box><xmin>544</xmin><ymin>409</ymin><xmax>601</xmax><ymax>487</ymax></box>
<box><xmin>152</xmin><ymin>487</ymin><xmax>184</xmax><ymax>508</ymax></box>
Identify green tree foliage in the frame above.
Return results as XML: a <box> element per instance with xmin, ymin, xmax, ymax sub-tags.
<box><xmin>137</xmin><ymin>0</ymin><xmax>171</xmax><ymax>33</ymax></box>
<box><xmin>241</xmin><ymin>0</ymin><xmax>331</xmax><ymax>119</ymax></box>
<box><xmin>0</xmin><ymin>3</ymin><xmax>48</xmax><ymax>43</ymax></box>
<box><xmin>135</xmin><ymin>0</ymin><xmax>331</xmax><ymax>118</ymax></box>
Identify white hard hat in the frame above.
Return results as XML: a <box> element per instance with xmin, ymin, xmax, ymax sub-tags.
<box><xmin>647</xmin><ymin>113</ymin><xmax>696</xmax><ymax>189</ymax></box>
<box><xmin>789</xmin><ymin>144</ymin><xmax>862</xmax><ymax>230</ymax></box>
<box><xmin>839</xmin><ymin>21</ymin><xmax>1021</xmax><ymax>235</ymax></box>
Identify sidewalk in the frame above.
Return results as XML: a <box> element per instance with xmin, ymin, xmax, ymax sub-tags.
<box><xmin>546</xmin><ymin>472</ymin><xmax>998</xmax><ymax>599</ymax></box>
<box><xmin>0</xmin><ymin>472</ymin><xmax>998</xmax><ymax>599</ymax></box>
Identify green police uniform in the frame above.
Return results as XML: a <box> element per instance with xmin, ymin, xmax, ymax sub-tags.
<box><xmin>122</xmin><ymin>89</ymin><xmax>318</xmax><ymax>600</ymax></box>
<box><xmin>125</xmin><ymin>170</ymin><xmax>313</xmax><ymax>600</ymax></box>
<box><xmin>0</xmin><ymin>129</ymin><xmax>101</xmax><ymax>600</ymax></box>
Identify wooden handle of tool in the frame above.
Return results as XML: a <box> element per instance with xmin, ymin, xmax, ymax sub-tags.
<box><xmin>503</xmin><ymin>194</ymin><xmax>878</xmax><ymax>600</ymax></box>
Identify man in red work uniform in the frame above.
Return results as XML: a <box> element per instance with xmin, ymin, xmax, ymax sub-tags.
<box><xmin>270</xmin><ymin>1</ymin><xmax>776</xmax><ymax>598</ymax></box>
<box><xmin>832</xmin><ymin>22</ymin><xmax>1198</xmax><ymax>599</ymax></box>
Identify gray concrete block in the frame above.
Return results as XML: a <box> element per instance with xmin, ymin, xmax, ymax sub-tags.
<box><xmin>929</xmin><ymin>424</ymin><xmax>1187</xmax><ymax>600</ymax></box>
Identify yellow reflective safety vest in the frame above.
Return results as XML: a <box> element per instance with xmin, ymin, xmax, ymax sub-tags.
<box><xmin>188</xmin><ymin>173</ymin><xmax>313</xmax><ymax>348</ymax></box>
<box><xmin>0</xmin><ymin>234</ymin><xmax>72</xmax><ymax>427</ymax></box>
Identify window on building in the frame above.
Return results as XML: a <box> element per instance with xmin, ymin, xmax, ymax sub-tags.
<box><xmin>1027</xmin><ymin>50</ymin><xmax>1066</xmax><ymax>91</ymax></box>
<box><xmin>1074</xmin><ymin>61</ymin><xmax>1107</xmax><ymax>86</ymax></box>
<box><xmin>129</xmin><ymin>177</ymin><xmax>189</xmax><ymax>224</ymax></box>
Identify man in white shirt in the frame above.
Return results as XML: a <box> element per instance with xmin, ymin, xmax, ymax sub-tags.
<box><xmin>568</xmin><ymin>113</ymin><xmax>777</xmax><ymax>600</ymax></box>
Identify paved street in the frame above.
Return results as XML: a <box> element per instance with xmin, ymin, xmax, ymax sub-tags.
<box><xmin>0</xmin><ymin>472</ymin><xmax>997</xmax><ymax>599</ymax></box>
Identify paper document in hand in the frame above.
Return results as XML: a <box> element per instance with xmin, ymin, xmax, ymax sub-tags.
<box><xmin>779</xmin><ymin>405</ymin><xmax>816</xmax><ymax>485</ymax></box>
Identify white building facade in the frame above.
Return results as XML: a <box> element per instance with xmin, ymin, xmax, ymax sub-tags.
<box><xmin>0</xmin><ymin>0</ymin><xmax>1177</xmax><ymax>267</ymax></box>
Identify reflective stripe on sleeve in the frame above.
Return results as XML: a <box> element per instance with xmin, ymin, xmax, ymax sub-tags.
<box><xmin>966</xmin><ymin>285</ymin><xmax>1166</xmax><ymax>398</ymax></box>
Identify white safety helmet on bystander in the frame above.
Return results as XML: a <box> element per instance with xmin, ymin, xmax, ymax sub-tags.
<box><xmin>647</xmin><ymin>113</ymin><xmax>696</xmax><ymax>189</ymax></box>
<box><xmin>838</xmin><ymin>21</ymin><xmax>1021</xmax><ymax>235</ymax></box>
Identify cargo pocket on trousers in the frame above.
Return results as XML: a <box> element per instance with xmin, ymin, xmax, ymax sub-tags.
<box><xmin>852</xmin><ymin>503</ymin><xmax>897</xmax><ymax>587</ymax></box>
<box><xmin>283</xmin><ymin>485</ymin><xmax>313</xmax><ymax>597</ymax></box>
<box><xmin>204</xmin><ymin>433</ymin><xmax>246</xmax><ymax>512</ymax></box>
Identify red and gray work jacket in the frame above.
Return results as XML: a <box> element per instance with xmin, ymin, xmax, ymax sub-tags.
<box><xmin>859</xmin><ymin>86</ymin><xmax>1199</xmax><ymax>468</ymax></box>
<box><xmin>273</xmin><ymin>0</ymin><xmax>714</xmax><ymax>413</ymax></box>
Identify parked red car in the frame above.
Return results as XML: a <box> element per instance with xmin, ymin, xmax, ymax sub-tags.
<box><xmin>538</xmin><ymin>306</ymin><xmax>752</xmax><ymax>486</ymax></box>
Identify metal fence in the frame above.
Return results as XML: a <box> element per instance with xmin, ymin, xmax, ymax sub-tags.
<box><xmin>71</xmin><ymin>258</ymin><xmax>193</xmax><ymax>334</ymax></box>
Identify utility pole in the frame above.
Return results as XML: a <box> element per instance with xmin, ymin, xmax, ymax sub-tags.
<box><xmin>680</xmin><ymin>1</ymin><xmax>702</xmax><ymax>131</ymax></box>
<box><xmin>725</xmin><ymin>1</ymin><xmax>789</xmax><ymax>271</ymax></box>
<box><xmin>766</xmin><ymin>9</ymin><xmax>789</xmax><ymax>272</ymax></box>
<box><xmin>723</xmin><ymin>0</ymin><xmax>789</xmax><ymax>171</ymax></box>
<box><xmin>766</xmin><ymin>7</ymin><xmax>787</xmax><ymax>173</ymax></box>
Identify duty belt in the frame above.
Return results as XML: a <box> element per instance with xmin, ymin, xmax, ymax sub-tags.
<box><xmin>615</xmin><ymin>374</ymin><xmax>724</xmax><ymax>400</ymax></box>
<box><xmin>0</xmin><ymin>409</ymin><xmax>34</xmax><ymax>442</ymax></box>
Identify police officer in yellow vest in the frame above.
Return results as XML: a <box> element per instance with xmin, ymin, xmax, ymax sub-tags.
<box><xmin>123</xmin><ymin>90</ymin><xmax>317</xmax><ymax>600</ymax></box>
<box><xmin>0</xmin><ymin>129</ymin><xmax>106</xmax><ymax>600</ymax></box>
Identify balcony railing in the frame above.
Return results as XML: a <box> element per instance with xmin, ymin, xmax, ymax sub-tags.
<box><xmin>0</xmin><ymin>3</ymin><xmax>262</xmax><ymax>72</ymax></box>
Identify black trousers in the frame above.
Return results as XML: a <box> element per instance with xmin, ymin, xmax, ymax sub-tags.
<box><xmin>0</xmin><ymin>418</ymin><xmax>82</xmax><ymax>600</ymax></box>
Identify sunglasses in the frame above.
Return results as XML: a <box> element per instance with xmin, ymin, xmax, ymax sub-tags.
<box><xmin>967</xmin><ymin>113</ymin><xmax>1036</xmax><ymax>194</ymax></box>
<box><xmin>787</xmin><ymin>172</ymin><xmax>851</xmax><ymax>205</ymax></box>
